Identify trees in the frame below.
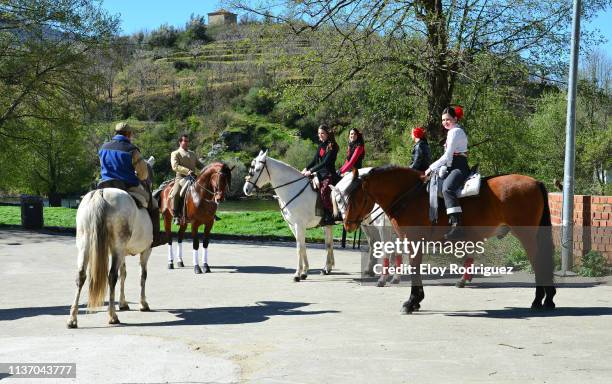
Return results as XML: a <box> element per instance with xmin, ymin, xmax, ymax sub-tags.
<box><xmin>0</xmin><ymin>0</ymin><xmax>118</xmax><ymax>199</ymax></box>
<box><xmin>0</xmin><ymin>0</ymin><xmax>119</xmax><ymax>136</ymax></box>
<box><xmin>231</xmin><ymin>0</ymin><xmax>609</xmax><ymax>139</ymax></box>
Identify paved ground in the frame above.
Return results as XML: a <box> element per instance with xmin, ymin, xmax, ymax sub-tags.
<box><xmin>0</xmin><ymin>229</ymin><xmax>611</xmax><ymax>383</ymax></box>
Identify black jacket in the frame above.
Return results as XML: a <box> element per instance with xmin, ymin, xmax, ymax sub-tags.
<box><xmin>307</xmin><ymin>140</ymin><xmax>338</xmax><ymax>180</ymax></box>
<box><xmin>410</xmin><ymin>139</ymin><xmax>431</xmax><ymax>172</ymax></box>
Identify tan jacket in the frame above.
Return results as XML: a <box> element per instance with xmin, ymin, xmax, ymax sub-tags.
<box><xmin>171</xmin><ymin>148</ymin><xmax>203</xmax><ymax>179</ymax></box>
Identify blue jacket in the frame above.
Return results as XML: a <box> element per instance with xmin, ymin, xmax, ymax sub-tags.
<box><xmin>99</xmin><ymin>135</ymin><xmax>140</xmax><ymax>187</ymax></box>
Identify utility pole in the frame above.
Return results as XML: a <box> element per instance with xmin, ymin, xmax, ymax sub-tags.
<box><xmin>560</xmin><ymin>0</ymin><xmax>582</xmax><ymax>275</ymax></box>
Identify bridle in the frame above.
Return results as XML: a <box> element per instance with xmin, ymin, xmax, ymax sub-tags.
<box><xmin>342</xmin><ymin>174</ymin><xmax>425</xmax><ymax>227</ymax></box>
<box><xmin>192</xmin><ymin>169</ymin><xmax>228</xmax><ymax>203</ymax></box>
<box><xmin>245</xmin><ymin>157</ymin><xmax>312</xmax><ymax>210</ymax></box>
<box><xmin>342</xmin><ymin>176</ymin><xmax>374</xmax><ymax>228</ymax></box>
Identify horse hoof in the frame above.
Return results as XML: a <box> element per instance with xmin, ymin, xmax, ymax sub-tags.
<box><xmin>203</xmin><ymin>263</ymin><xmax>211</xmax><ymax>273</ymax></box>
<box><xmin>401</xmin><ymin>303</ymin><xmax>413</xmax><ymax>315</ymax></box>
<box><xmin>391</xmin><ymin>277</ymin><xmax>401</xmax><ymax>285</ymax></box>
<box><xmin>119</xmin><ymin>304</ymin><xmax>130</xmax><ymax>311</ymax></box>
<box><xmin>293</xmin><ymin>276</ymin><xmax>301</xmax><ymax>282</ymax></box>
<box><xmin>168</xmin><ymin>263</ymin><xmax>174</xmax><ymax>270</ymax></box>
<box><xmin>300</xmin><ymin>274</ymin><xmax>308</xmax><ymax>280</ymax></box>
<box><xmin>109</xmin><ymin>316</ymin><xmax>120</xmax><ymax>325</ymax></box>
<box><xmin>140</xmin><ymin>304</ymin><xmax>151</xmax><ymax>312</ymax></box>
<box><xmin>401</xmin><ymin>300</ymin><xmax>420</xmax><ymax>314</ymax></box>
<box><xmin>194</xmin><ymin>265</ymin><xmax>203</xmax><ymax>274</ymax></box>
<box><xmin>456</xmin><ymin>279</ymin><xmax>466</xmax><ymax>288</ymax></box>
<box><xmin>543</xmin><ymin>301</ymin><xmax>556</xmax><ymax>310</ymax></box>
<box><xmin>320</xmin><ymin>268</ymin><xmax>331</xmax><ymax>275</ymax></box>
<box><xmin>178</xmin><ymin>261</ymin><xmax>185</xmax><ymax>268</ymax></box>
<box><xmin>66</xmin><ymin>320</ymin><xmax>78</xmax><ymax>329</ymax></box>
<box><xmin>376</xmin><ymin>280</ymin><xmax>386</xmax><ymax>287</ymax></box>
<box><xmin>531</xmin><ymin>301</ymin><xmax>544</xmax><ymax>310</ymax></box>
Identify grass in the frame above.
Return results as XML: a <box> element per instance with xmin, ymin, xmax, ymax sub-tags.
<box><xmin>0</xmin><ymin>206</ymin><xmax>345</xmax><ymax>241</ymax></box>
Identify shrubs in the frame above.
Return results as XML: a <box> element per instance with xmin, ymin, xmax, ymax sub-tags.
<box><xmin>578</xmin><ymin>251</ymin><xmax>608</xmax><ymax>277</ymax></box>
<box><xmin>244</xmin><ymin>87</ymin><xmax>276</xmax><ymax>115</ymax></box>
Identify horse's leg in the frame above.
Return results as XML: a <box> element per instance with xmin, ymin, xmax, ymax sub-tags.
<box><xmin>139</xmin><ymin>248</ymin><xmax>152</xmax><ymax>311</ymax></box>
<box><xmin>108</xmin><ymin>252</ymin><xmax>123</xmax><ymax>324</ymax></box>
<box><xmin>513</xmin><ymin>229</ymin><xmax>555</xmax><ymax>309</ymax></box>
<box><xmin>118</xmin><ymin>260</ymin><xmax>129</xmax><ymax>310</ymax></box>
<box><xmin>165</xmin><ymin>213</ymin><xmax>174</xmax><ymax>269</ymax></box>
<box><xmin>67</xmin><ymin>244</ymin><xmax>88</xmax><ymax>329</ymax></box>
<box><xmin>456</xmin><ymin>257</ymin><xmax>474</xmax><ymax>288</ymax></box>
<box><xmin>201</xmin><ymin>223</ymin><xmax>212</xmax><ymax>273</ymax></box>
<box><xmin>176</xmin><ymin>224</ymin><xmax>186</xmax><ymax>267</ymax></box>
<box><xmin>390</xmin><ymin>254</ymin><xmax>403</xmax><ymax>284</ymax></box>
<box><xmin>377</xmin><ymin>256</ymin><xmax>389</xmax><ymax>287</ymax></box>
<box><xmin>402</xmin><ymin>250</ymin><xmax>424</xmax><ymax>314</ymax></box>
<box><xmin>363</xmin><ymin>227</ymin><xmax>376</xmax><ymax>277</ymax></box>
<box><xmin>293</xmin><ymin>224</ymin><xmax>305</xmax><ymax>282</ymax></box>
<box><xmin>320</xmin><ymin>225</ymin><xmax>334</xmax><ymax>276</ymax></box>
<box><xmin>192</xmin><ymin>223</ymin><xmax>203</xmax><ymax>274</ymax></box>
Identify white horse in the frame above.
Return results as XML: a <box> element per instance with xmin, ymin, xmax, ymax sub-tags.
<box><xmin>331</xmin><ymin>168</ymin><xmax>404</xmax><ymax>287</ymax></box>
<box><xmin>67</xmin><ymin>162</ymin><xmax>156</xmax><ymax>328</ymax></box>
<box><xmin>243</xmin><ymin>150</ymin><xmax>335</xmax><ymax>282</ymax></box>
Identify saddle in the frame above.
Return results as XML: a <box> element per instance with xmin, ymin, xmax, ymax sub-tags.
<box><xmin>427</xmin><ymin>164</ymin><xmax>481</xmax><ymax>223</ymax></box>
<box><xmin>97</xmin><ymin>179</ymin><xmax>148</xmax><ymax>208</ymax></box>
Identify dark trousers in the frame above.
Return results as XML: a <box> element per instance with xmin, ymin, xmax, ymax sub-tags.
<box><xmin>442</xmin><ymin>156</ymin><xmax>469</xmax><ymax>214</ymax></box>
<box><xmin>319</xmin><ymin>176</ymin><xmax>333</xmax><ymax>211</ymax></box>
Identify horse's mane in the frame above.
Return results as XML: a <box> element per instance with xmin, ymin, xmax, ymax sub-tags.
<box><xmin>201</xmin><ymin>161</ymin><xmax>232</xmax><ymax>187</ymax></box>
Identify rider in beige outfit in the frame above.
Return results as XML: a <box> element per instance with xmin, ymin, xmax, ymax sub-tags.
<box><xmin>169</xmin><ymin>134</ymin><xmax>205</xmax><ymax>224</ymax></box>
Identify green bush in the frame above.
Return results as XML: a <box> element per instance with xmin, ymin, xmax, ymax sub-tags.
<box><xmin>244</xmin><ymin>87</ymin><xmax>276</xmax><ymax>115</ymax></box>
<box><xmin>147</xmin><ymin>24</ymin><xmax>180</xmax><ymax>48</ymax></box>
<box><xmin>282</xmin><ymin>139</ymin><xmax>316</xmax><ymax>169</ymax></box>
<box><xmin>578</xmin><ymin>251</ymin><xmax>608</xmax><ymax>277</ymax></box>
<box><xmin>503</xmin><ymin>246</ymin><xmax>531</xmax><ymax>271</ymax></box>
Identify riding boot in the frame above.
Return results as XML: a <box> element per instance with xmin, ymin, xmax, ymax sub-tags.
<box><xmin>172</xmin><ymin>197</ymin><xmax>181</xmax><ymax>225</ymax></box>
<box><xmin>149</xmin><ymin>206</ymin><xmax>165</xmax><ymax>247</ymax></box>
<box><xmin>322</xmin><ymin>209</ymin><xmax>335</xmax><ymax>225</ymax></box>
<box><xmin>444</xmin><ymin>212</ymin><xmax>464</xmax><ymax>240</ymax></box>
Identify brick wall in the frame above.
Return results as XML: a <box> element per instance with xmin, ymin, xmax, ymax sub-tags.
<box><xmin>548</xmin><ymin>193</ymin><xmax>612</xmax><ymax>264</ymax></box>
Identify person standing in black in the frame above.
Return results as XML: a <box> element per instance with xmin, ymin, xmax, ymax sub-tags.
<box><xmin>409</xmin><ymin>126</ymin><xmax>431</xmax><ymax>172</ymax></box>
<box><xmin>302</xmin><ymin>124</ymin><xmax>339</xmax><ymax>225</ymax></box>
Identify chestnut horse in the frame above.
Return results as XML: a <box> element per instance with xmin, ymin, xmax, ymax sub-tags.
<box><xmin>159</xmin><ymin>162</ymin><xmax>232</xmax><ymax>274</ymax></box>
<box><xmin>341</xmin><ymin>166</ymin><xmax>556</xmax><ymax>314</ymax></box>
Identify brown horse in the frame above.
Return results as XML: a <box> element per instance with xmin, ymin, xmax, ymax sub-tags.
<box><xmin>341</xmin><ymin>166</ymin><xmax>556</xmax><ymax>314</ymax></box>
<box><xmin>160</xmin><ymin>162</ymin><xmax>232</xmax><ymax>274</ymax></box>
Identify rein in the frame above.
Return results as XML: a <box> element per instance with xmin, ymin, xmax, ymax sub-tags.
<box><xmin>246</xmin><ymin>159</ymin><xmax>311</xmax><ymax>210</ymax></box>
<box><xmin>344</xmin><ymin>175</ymin><xmax>424</xmax><ymax>227</ymax></box>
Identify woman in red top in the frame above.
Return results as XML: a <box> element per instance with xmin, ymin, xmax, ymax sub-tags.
<box><xmin>338</xmin><ymin>128</ymin><xmax>365</xmax><ymax>177</ymax></box>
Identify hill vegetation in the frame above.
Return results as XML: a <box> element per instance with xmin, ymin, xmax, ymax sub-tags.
<box><xmin>0</xmin><ymin>1</ymin><xmax>610</xmax><ymax>202</ymax></box>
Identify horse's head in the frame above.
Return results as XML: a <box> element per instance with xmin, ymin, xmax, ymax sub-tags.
<box><xmin>243</xmin><ymin>149</ymin><xmax>269</xmax><ymax>196</ymax></box>
<box><xmin>342</xmin><ymin>168</ymin><xmax>375</xmax><ymax>232</ymax></box>
<box><xmin>330</xmin><ymin>167</ymin><xmax>372</xmax><ymax>220</ymax></box>
<box><xmin>199</xmin><ymin>162</ymin><xmax>232</xmax><ymax>203</ymax></box>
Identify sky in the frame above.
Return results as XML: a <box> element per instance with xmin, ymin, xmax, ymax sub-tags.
<box><xmin>101</xmin><ymin>0</ymin><xmax>612</xmax><ymax>54</ymax></box>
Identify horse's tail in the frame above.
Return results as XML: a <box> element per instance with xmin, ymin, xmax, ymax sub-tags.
<box><xmin>536</xmin><ymin>182</ymin><xmax>554</xmax><ymax>285</ymax></box>
<box><xmin>85</xmin><ymin>190</ymin><xmax>110</xmax><ymax>310</ymax></box>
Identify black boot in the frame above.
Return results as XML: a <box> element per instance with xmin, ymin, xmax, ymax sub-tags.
<box><xmin>149</xmin><ymin>207</ymin><xmax>166</xmax><ymax>247</ymax></box>
<box><xmin>444</xmin><ymin>212</ymin><xmax>464</xmax><ymax>240</ymax></box>
<box><xmin>322</xmin><ymin>209</ymin><xmax>335</xmax><ymax>225</ymax></box>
